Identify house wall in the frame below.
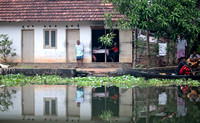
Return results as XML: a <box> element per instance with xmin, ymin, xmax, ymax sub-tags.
<box><xmin>0</xmin><ymin>23</ymin><xmax>22</xmax><ymax>62</ymax></box>
<box><xmin>80</xmin><ymin>87</ymin><xmax>92</xmax><ymax>121</ymax></box>
<box><xmin>0</xmin><ymin>87</ymin><xmax>22</xmax><ymax>119</ymax></box>
<box><xmin>0</xmin><ymin>22</ymin><xmax>93</xmax><ymax>63</ymax></box>
<box><xmin>34</xmin><ymin>85</ymin><xmax>66</xmax><ymax>118</ymax></box>
<box><xmin>0</xmin><ymin>22</ymin><xmax>133</xmax><ymax>63</ymax></box>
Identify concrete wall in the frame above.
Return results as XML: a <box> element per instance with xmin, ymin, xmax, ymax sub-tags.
<box><xmin>0</xmin><ymin>22</ymin><xmax>133</xmax><ymax>63</ymax></box>
<box><xmin>0</xmin><ymin>22</ymin><xmax>93</xmax><ymax>63</ymax></box>
<box><xmin>80</xmin><ymin>87</ymin><xmax>92</xmax><ymax>121</ymax></box>
<box><xmin>34</xmin><ymin>85</ymin><xmax>66</xmax><ymax>118</ymax></box>
<box><xmin>0</xmin><ymin>87</ymin><xmax>22</xmax><ymax>119</ymax></box>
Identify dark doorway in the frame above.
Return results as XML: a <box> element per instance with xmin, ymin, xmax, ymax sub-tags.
<box><xmin>92</xmin><ymin>86</ymin><xmax>119</xmax><ymax>118</ymax></box>
<box><xmin>92</xmin><ymin>28</ymin><xmax>119</xmax><ymax>62</ymax></box>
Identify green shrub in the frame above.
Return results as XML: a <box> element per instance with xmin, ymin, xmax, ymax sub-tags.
<box><xmin>0</xmin><ymin>34</ymin><xmax>16</xmax><ymax>63</ymax></box>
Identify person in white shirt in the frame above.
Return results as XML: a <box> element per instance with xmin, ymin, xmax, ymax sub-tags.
<box><xmin>188</xmin><ymin>50</ymin><xmax>200</xmax><ymax>68</ymax></box>
<box><xmin>177</xmin><ymin>35</ymin><xmax>187</xmax><ymax>59</ymax></box>
<box><xmin>75</xmin><ymin>40</ymin><xmax>84</xmax><ymax>68</ymax></box>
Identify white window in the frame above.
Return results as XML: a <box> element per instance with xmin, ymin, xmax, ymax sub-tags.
<box><xmin>44</xmin><ymin>30</ymin><xmax>57</xmax><ymax>48</ymax></box>
<box><xmin>44</xmin><ymin>98</ymin><xmax>57</xmax><ymax>116</ymax></box>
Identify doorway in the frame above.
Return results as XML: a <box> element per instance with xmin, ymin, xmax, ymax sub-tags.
<box><xmin>22</xmin><ymin>85</ymin><xmax>35</xmax><ymax>115</ymax></box>
<box><xmin>92</xmin><ymin>28</ymin><xmax>119</xmax><ymax>62</ymax></box>
<box><xmin>92</xmin><ymin>86</ymin><xmax>119</xmax><ymax>118</ymax></box>
<box><xmin>66</xmin><ymin>29</ymin><xmax>80</xmax><ymax>62</ymax></box>
<box><xmin>22</xmin><ymin>30</ymin><xmax>34</xmax><ymax>62</ymax></box>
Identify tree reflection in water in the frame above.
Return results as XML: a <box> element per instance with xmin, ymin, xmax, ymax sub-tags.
<box><xmin>134</xmin><ymin>86</ymin><xmax>200</xmax><ymax>123</ymax></box>
<box><xmin>0</xmin><ymin>86</ymin><xmax>16</xmax><ymax>112</ymax></box>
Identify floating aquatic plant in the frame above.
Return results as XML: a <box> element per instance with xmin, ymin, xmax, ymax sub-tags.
<box><xmin>0</xmin><ymin>74</ymin><xmax>199</xmax><ymax>88</ymax></box>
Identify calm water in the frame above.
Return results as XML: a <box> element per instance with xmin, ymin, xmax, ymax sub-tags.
<box><xmin>0</xmin><ymin>85</ymin><xmax>199</xmax><ymax>123</ymax></box>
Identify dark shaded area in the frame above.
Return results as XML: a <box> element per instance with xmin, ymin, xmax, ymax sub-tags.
<box><xmin>125</xmin><ymin>69</ymin><xmax>200</xmax><ymax>80</ymax></box>
<box><xmin>92</xmin><ymin>86</ymin><xmax>119</xmax><ymax>117</ymax></box>
<box><xmin>1</xmin><ymin>68</ymin><xmax>76</xmax><ymax>77</ymax></box>
<box><xmin>92</xmin><ymin>29</ymin><xmax>119</xmax><ymax>62</ymax></box>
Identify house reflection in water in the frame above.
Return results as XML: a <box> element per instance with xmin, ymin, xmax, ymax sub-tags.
<box><xmin>0</xmin><ymin>85</ymin><xmax>132</xmax><ymax>122</ymax></box>
<box><xmin>0</xmin><ymin>85</ymin><xmax>199</xmax><ymax>123</ymax></box>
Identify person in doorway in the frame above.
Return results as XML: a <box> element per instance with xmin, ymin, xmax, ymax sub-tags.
<box><xmin>108</xmin><ymin>42</ymin><xmax>119</xmax><ymax>62</ymax></box>
<box><xmin>177</xmin><ymin>35</ymin><xmax>187</xmax><ymax>60</ymax></box>
<box><xmin>75</xmin><ymin>40</ymin><xmax>84</xmax><ymax>68</ymax></box>
<box><xmin>92</xmin><ymin>55</ymin><xmax>97</xmax><ymax>62</ymax></box>
<box><xmin>187</xmin><ymin>50</ymin><xmax>200</xmax><ymax>68</ymax></box>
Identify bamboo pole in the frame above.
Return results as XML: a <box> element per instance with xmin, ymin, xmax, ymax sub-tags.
<box><xmin>146</xmin><ymin>30</ymin><xmax>150</xmax><ymax>65</ymax></box>
<box><xmin>133</xmin><ymin>29</ymin><xmax>138</xmax><ymax>68</ymax></box>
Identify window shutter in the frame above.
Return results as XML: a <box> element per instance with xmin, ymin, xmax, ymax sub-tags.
<box><xmin>51</xmin><ymin>100</ymin><xmax>56</xmax><ymax>115</ymax></box>
<box><xmin>51</xmin><ymin>31</ymin><xmax>56</xmax><ymax>47</ymax></box>
<box><xmin>45</xmin><ymin>31</ymin><xmax>49</xmax><ymax>46</ymax></box>
<box><xmin>45</xmin><ymin>100</ymin><xmax>50</xmax><ymax>115</ymax></box>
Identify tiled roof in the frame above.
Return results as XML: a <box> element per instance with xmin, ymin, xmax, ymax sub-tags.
<box><xmin>0</xmin><ymin>0</ymin><xmax>121</xmax><ymax>22</ymax></box>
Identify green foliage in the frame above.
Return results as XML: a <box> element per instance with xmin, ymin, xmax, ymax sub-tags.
<box><xmin>0</xmin><ymin>87</ymin><xmax>16</xmax><ymax>111</ymax></box>
<box><xmin>104</xmin><ymin>13</ymin><xmax>115</xmax><ymax>31</ymax></box>
<box><xmin>98</xmin><ymin>33</ymin><xmax>116</xmax><ymax>47</ymax></box>
<box><xmin>152</xmin><ymin>43</ymin><xmax>159</xmax><ymax>55</ymax></box>
<box><xmin>99</xmin><ymin>110</ymin><xmax>114</xmax><ymax>122</ymax></box>
<box><xmin>197</xmin><ymin>45</ymin><xmax>200</xmax><ymax>54</ymax></box>
<box><xmin>0</xmin><ymin>34</ymin><xmax>16</xmax><ymax>63</ymax></box>
<box><xmin>0</xmin><ymin>74</ymin><xmax>199</xmax><ymax>88</ymax></box>
<box><xmin>105</xmin><ymin>0</ymin><xmax>200</xmax><ymax>41</ymax></box>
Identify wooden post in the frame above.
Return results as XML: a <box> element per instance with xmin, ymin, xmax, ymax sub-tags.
<box><xmin>146</xmin><ymin>30</ymin><xmax>150</xmax><ymax>65</ymax></box>
<box><xmin>146</xmin><ymin>88</ymin><xmax>150</xmax><ymax>123</ymax></box>
<box><xmin>104</xmin><ymin>29</ymin><xmax>107</xmax><ymax>63</ymax></box>
<box><xmin>133</xmin><ymin>87</ymin><xmax>137</xmax><ymax>122</ymax></box>
<box><xmin>133</xmin><ymin>29</ymin><xmax>138</xmax><ymax>68</ymax></box>
<box><xmin>105</xmin><ymin>86</ymin><xmax>107</xmax><ymax>111</ymax></box>
<box><xmin>172</xmin><ymin>40</ymin><xmax>176</xmax><ymax>65</ymax></box>
<box><xmin>105</xmin><ymin>46</ymin><xmax>107</xmax><ymax>63</ymax></box>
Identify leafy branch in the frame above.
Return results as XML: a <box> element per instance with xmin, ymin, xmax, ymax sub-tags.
<box><xmin>0</xmin><ymin>34</ymin><xmax>16</xmax><ymax>63</ymax></box>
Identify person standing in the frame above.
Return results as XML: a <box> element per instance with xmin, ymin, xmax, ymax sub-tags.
<box><xmin>75</xmin><ymin>40</ymin><xmax>84</xmax><ymax>68</ymax></box>
<box><xmin>177</xmin><ymin>35</ymin><xmax>187</xmax><ymax>60</ymax></box>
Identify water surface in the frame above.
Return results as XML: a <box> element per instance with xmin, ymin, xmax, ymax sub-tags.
<box><xmin>0</xmin><ymin>85</ymin><xmax>199</xmax><ymax>123</ymax></box>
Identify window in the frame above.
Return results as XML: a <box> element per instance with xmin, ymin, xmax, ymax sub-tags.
<box><xmin>44</xmin><ymin>30</ymin><xmax>57</xmax><ymax>48</ymax></box>
<box><xmin>44</xmin><ymin>98</ymin><xmax>57</xmax><ymax>116</ymax></box>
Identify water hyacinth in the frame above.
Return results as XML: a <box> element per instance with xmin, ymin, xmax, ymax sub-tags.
<box><xmin>0</xmin><ymin>74</ymin><xmax>199</xmax><ymax>88</ymax></box>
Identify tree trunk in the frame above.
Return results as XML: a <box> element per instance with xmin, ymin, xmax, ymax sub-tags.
<box><xmin>146</xmin><ymin>30</ymin><xmax>150</xmax><ymax>65</ymax></box>
<box><xmin>146</xmin><ymin>88</ymin><xmax>150</xmax><ymax>123</ymax></box>
<box><xmin>172</xmin><ymin>41</ymin><xmax>176</xmax><ymax>65</ymax></box>
<box><xmin>133</xmin><ymin>29</ymin><xmax>138</xmax><ymax>68</ymax></box>
<box><xmin>105</xmin><ymin>46</ymin><xmax>107</xmax><ymax>63</ymax></box>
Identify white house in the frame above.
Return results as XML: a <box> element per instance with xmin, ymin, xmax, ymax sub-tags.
<box><xmin>0</xmin><ymin>0</ymin><xmax>132</xmax><ymax>63</ymax></box>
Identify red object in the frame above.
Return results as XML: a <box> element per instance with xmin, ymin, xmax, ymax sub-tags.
<box><xmin>179</xmin><ymin>65</ymin><xmax>191</xmax><ymax>75</ymax></box>
<box><xmin>112</xmin><ymin>46</ymin><xmax>119</xmax><ymax>52</ymax></box>
<box><xmin>112</xmin><ymin>94</ymin><xmax>119</xmax><ymax>101</ymax></box>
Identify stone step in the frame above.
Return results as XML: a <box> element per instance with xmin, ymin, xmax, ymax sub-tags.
<box><xmin>15</xmin><ymin>63</ymin><xmax>132</xmax><ymax>69</ymax></box>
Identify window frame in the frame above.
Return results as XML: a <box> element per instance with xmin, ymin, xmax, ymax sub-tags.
<box><xmin>43</xmin><ymin>98</ymin><xmax>58</xmax><ymax>116</ymax></box>
<box><xmin>43</xmin><ymin>29</ymin><xmax>57</xmax><ymax>49</ymax></box>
